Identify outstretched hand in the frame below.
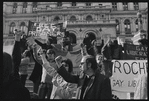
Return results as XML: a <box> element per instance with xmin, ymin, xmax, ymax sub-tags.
<box><xmin>55</xmin><ymin>55</ymin><xmax>63</xmax><ymax>68</ymax></box>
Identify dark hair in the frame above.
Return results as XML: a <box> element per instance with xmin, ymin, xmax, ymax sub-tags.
<box><xmin>61</xmin><ymin>59</ymin><xmax>73</xmax><ymax>73</ymax></box>
<box><xmin>86</xmin><ymin>57</ymin><xmax>98</xmax><ymax>71</ymax></box>
<box><xmin>46</xmin><ymin>49</ymin><xmax>56</xmax><ymax>55</ymax></box>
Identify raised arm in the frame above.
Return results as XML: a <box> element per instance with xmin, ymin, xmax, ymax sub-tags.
<box><xmin>40</xmin><ymin>49</ymin><xmax>58</xmax><ymax>78</ymax></box>
<box><xmin>32</xmin><ymin>44</ymin><xmax>43</xmax><ymax>65</ymax></box>
<box><xmin>12</xmin><ymin>31</ymin><xmax>22</xmax><ymax>78</ymax></box>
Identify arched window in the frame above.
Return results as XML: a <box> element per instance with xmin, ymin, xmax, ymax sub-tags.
<box><xmin>9</xmin><ymin>22</ymin><xmax>16</xmax><ymax>34</ymax></box>
<box><xmin>22</xmin><ymin>2</ymin><xmax>27</xmax><ymax>13</ymax></box>
<box><xmin>86</xmin><ymin>15</ymin><xmax>93</xmax><ymax>22</ymax></box>
<box><xmin>32</xmin><ymin>2</ymin><xmax>38</xmax><ymax>13</ymax></box>
<box><xmin>13</xmin><ymin>3</ymin><xmax>17</xmax><ymax>14</ymax></box>
<box><xmin>20</xmin><ymin>22</ymin><xmax>26</xmax><ymax>32</ymax></box>
<box><xmin>53</xmin><ymin>16</ymin><xmax>60</xmax><ymax>23</ymax></box>
<box><xmin>70</xmin><ymin>16</ymin><xmax>76</xmax><ymax>22</ymax></box>
<box><xmin>69</xmin><ymin>33</ymin><xmax>76</xmax><ymax>44</ymax></box>
<box><xmin>116</xmin><ymin>19</ymin><xmax>120</xmax><ymax>34</ymax></box>
<box><xmin>124</xmin><ymin>19</ymin><xmax>131</xmax><ymax>34</ymax></box>
<box><xmin>135</xmin><ymin>19</ymin><xmax>142</xmax><ymax>32</ymax></box>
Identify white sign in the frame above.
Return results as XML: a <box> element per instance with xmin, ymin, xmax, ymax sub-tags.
<box><xmin>110</xmin><ymin>60</ymin><xmax>147</xmax><ymax>93</ymax></box>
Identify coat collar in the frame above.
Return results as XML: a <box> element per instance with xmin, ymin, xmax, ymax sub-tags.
<box><xmin>82</xmin><ymin>75</ymin><xmax>95</xmax><ymax>99</ymax></box>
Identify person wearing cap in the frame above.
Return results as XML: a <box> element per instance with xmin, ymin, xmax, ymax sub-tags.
<box><xmin>31</xmin><ymin>44</ymin><xmax>54</xmax><ymax>99</ymax></box>
<box><xmin>39</xmin><ymin>48</ymin><xmax>76</xmax><ymax>99</ymax></box>
<box><xmin>55</xmin><ymin>55</ymin><xmax>112</xmax><ymax>99</ymax></box>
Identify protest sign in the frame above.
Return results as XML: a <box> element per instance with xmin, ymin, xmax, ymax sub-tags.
<box><xmin>110</xmin><ymin>60</ymin><xmax>147</xmax><ymax>93</ymax></box>
<box><xmin>27</xmin><ymin>21</ymin><xmax>67</xmax><ymax>39</ymax></box>
<box><xmin>124</xmin><ymin>43</ymin><xmax>148</xmax><ymax>60</ymax></box>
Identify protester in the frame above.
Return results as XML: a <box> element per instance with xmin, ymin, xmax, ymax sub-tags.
<box><xmin>138</xmin><ymin>34</ymin><xmax>148</xmax><ymax>46</ymax></box>
<box><xmin>39</xmin><ymin>48</ymin><xmax>76</xmax><ymax>99</ymax></box>
<box><xmin>19</xmin><ymin>49</ymin><xmax>31</xmax><ymax>86</ymax></box>
<box><xmin>82</xmin><ymin>33</ymin><xmax>95</xmax><ymax>56</ymax></box>
<box><xmin>20</xmin><ymin>34</ymin><xmax>28</xmax><ymax>54</ymax></box>
<box><xmin>30</xmin><ymin>44</ymin><xmax>53</xmax><ymax>99</ymax></box>
<box><xmin>55</xmin><ymin>55</ymin><xmax>112</xmax><ymax>99</ymax></box>
<box><xmin>111</xmin><ymin>40</ymin><xmax>123</xmax><ymax>60</ymax></box>
<box><xmin>28</xmin><ymin>44</ymin><xmax>42</xmax><ymax>96</ymax></box>
<box><xmin>3</xmin><ymin>30</ymin><xmax>30</xmax><ymax>99</ymax></box>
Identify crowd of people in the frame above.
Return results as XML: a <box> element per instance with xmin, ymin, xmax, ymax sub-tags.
<box><xmin>3</xmin><ymin>27</ymin><xmax>148</xmax><ymax>99</ymax></box>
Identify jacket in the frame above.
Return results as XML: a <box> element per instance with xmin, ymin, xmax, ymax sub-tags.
<box><xmin>42</xmin><ymin>62</ymin><xmax>76</xmax><ymax>99</ymax></box>
<box><xmin>57</xmin><ymin>66</ymin><xmax>112</xmax><ymax>99</ymax></box>
<box><xmin>3</xmin><ymin>41</ymin><xmax>30</xmax><ymax>99</ymax></box>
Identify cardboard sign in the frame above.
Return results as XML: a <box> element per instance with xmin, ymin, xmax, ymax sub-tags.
<box><xmin>124</xmin><ymin>43</ymin><xmax>148</xmax><ymax>60</ymax></box>
<box><xmin>110</xmin><ymin>60</ymin><xmax>147</xmax><ymax>93</ymax></box>
<box><xmin>27</xmin><ymin>21</ymin><xmax>66</xmax><ymax>39</ymax></box>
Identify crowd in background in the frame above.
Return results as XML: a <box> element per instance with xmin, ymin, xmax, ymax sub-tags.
<box><xmin>3</xmin><ymin>28</ymin><xmax>148</xmax><ymax>99</ymax></box>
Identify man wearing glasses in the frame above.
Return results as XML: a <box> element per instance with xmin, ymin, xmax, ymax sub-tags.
<box><xmin>55</xmin><ymin>55</ymin><xmax>112</xmax><ymax>99</ymax></box>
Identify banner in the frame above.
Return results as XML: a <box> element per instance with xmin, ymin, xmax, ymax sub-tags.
<box><xmin>27</xmin><ymin>21</ymin><xmax>67</xmax><ymax>39</ymax></box>
<box><xmin>110</xmin><ymin>60</ymin><xmax>147</xmax><ymax>93</ymax></box>
<box><xmin>124</xmin><ymin>43</ymin><xmax>148</xmax><ymax>60</ymax></box>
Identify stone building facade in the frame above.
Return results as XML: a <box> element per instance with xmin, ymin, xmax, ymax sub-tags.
<box><xmin>3</xmin><ymin>2</ymin><xmax>148</xmax><ymax>44</ymax></box>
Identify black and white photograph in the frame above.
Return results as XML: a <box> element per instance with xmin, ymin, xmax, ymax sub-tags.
<box><xmin>3</xmin><ymin>2</ymin><xmax>148</xmax><ymax>99</ymax></box>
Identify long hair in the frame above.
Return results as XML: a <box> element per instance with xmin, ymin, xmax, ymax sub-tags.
<box><xmin>61</xmin><ymin>59</ymin><xmax>73</xmax><ymax>73</ymax></box>
<box><xmin>3</xmin><ymin>52</ymin><xmax>14</xmax><ymax>83</ymax></box>
<box><xmin>86</xmin><ymin>56</ymin><xmax>98</xmax><ymax>71</ymax></box>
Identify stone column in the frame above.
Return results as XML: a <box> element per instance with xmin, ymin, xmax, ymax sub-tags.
<box><xmin>120</xmin><ymin>18</ymin><xmax>125</xmax><ymax>35</ymax></box>
<box><xmin>131</xmin><ymin>18</ymin><xmax>136</xmax><ymax>33</ymax></box>
<box><xmin>17</xmin><ymin>2</ymin><xmax>23</xmax><ymax>13</ymax></box>
<box><xmin>3</xmin><ymin>2</ymin><xmax>7</xmax><ymax>13</ymax></box>
<box><xmin>27</xmin><ymin>2</ymin><xmax>32</xmax><ymax>13</ymax></box>
<box><xmin>119</xmin><ymin>18</ymin><xmax>123</xmax><ymax>35</ymax></box>
<box><xmin>5</xmin><ymin>22</ymin><xmax>9</xmax><ymax>34</ymax></box>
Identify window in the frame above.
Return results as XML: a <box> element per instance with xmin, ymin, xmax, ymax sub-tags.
<box><xmin>32</xmin><ymin>2</ymin><xmax>38</xmax><ymax>13</ymax></box>
<box><xmin>9</xmin><ymin>22</ymin><xmax>16</xmax><ymax>34</ymax></box>
<box><xmin>20</xmin><ymin>22</ymin><xmax>26</xmax><ymax>32</ymax></box>
<box><xmin>70</xmin><ymin>16</ymin><xmax>76</xmax><ymax>22</ymax></box>
<box><xmin>22</xmin><ymin>2</ymin><xmax>27</xmax><ymax>13</ymax></box>
<box><xmin>86</xmin><ymin>2</ymin><xmax>91</xmax><ymax>6</ymax></box>
<box><xmin>135</xmin><ymin>19</ymin><xmax>142</xmax><ymax>31</ymax></box>
<box><xmin>134</xmin><ymin>2</ymin><xmax>139</xmax><ymax>10</ymax></box>
<box><xmin>57</xmin><ymin>2</ymin><xmax>62</xmax><ymax>7</ymax></box>
<box><xmin>69</xmin><ymin>33</ymin><xmax>76</xmax><ymax>44</ymax></box>
<box><xmin>99</xmin><ymin>4</ymin><xmax>102</xmax><ymax>8</ymax></box>
<box><xmin>124</xmin><ymin>19</ymin><xmax>131</xmax><ymax>34</ymax></box>
<box><xmin>13</xmin><ymin>3</ymin><xmax>17</xmax><ymax>14</ymax></box>
<box><xmin>116</xmin><ymin>19</ymin><xmax>120</xmax><ymax>34</ymax></box>
<box><xmin>112</xmin><ymin>2</ymin><xmax>117</xmax><ymax>10</ymax></box>
<box><xmin>86</xmin><ymin>15</ymin><xmax>93</xmax><ymax>22</ymax></box>
<box><xmin>123</xmin><ymin>2</ymin><xmax>128</xmax><ymax>11</ymax></box>
<box><xmin>72</xmin><ymin>2</ymin><xmax>76</xmax><ymax>6</ymax></box>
